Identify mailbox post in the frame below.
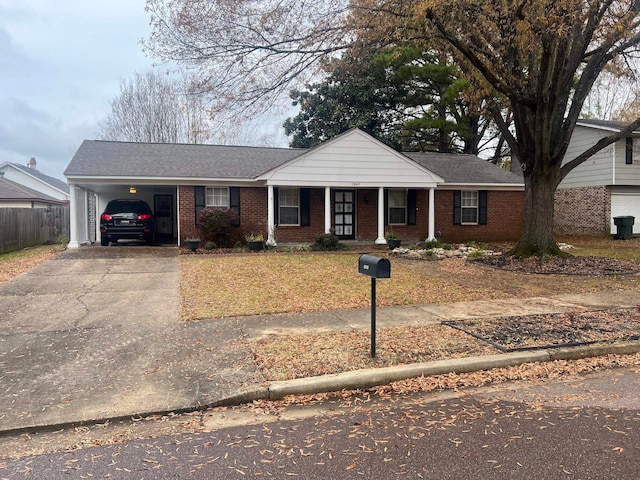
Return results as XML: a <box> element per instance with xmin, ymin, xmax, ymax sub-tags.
<box><xmin>358</xmin><ymin>254</ymin><xmax>391</xmax><ymax>358</ymax></box>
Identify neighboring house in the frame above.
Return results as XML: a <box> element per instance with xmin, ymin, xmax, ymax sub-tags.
<box><xmin>555</xmin><ymin>119</ymin><xmax>640</xmax><ymax>236</ymax></box>
<box><xmin>0</xmin><ymin>175</ymin><xmax>67</xmax><ymax>208</ymax></box>
<box><xmin>0</xmin><ymin>158</ymin><xmax>70</xmax><ymax>207</ymax></box>
<box><xmin>64</xmin><ymin>129</ymin><xmax>524</xmax><ymax>248</ymax></box>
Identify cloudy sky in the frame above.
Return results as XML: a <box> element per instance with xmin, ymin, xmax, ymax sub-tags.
<box><xmin>0</xmin><ymin>0</ymin><xmax>158</xmax><ymax>180</ymax></box>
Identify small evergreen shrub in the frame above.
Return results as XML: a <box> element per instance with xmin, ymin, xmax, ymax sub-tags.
<box><xmin>198</xmin><ymin>208</ymin><xmax>238</xmax><ymax>248</ymax></box>
<box><xmin>311</xmin><ymin>230</ymin><xmax>349</xmax><ymax>251</ymax></box>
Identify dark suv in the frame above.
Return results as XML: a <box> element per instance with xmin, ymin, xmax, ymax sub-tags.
<box><xmin>100</xmin><ymin>199</ymin><xmax>155</xmax><ymax>246</ymax></box>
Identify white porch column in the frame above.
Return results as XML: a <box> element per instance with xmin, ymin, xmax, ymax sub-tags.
<box><xmin>427</xmin><ymin>187</ymin><xmax>436</xmax><ymax>241</ymax></box>
<box><xmin>324</xmin><ymin>186</ymin><xmax>331</xmax><ymax>233</ymax></box>
<box><xmin>68</xmin><ymin>184</ymin><xmax>80</xmax><ymax>248</ymax></box>
<box><xmin>375</xmin><ymin>187</ymin><xmax>386</xmax><ymax>244</ymax></box>
<box><xmin>267</xmin><ymin>185</ymin><xmax>276</xmax><ymax>246</ymax></box>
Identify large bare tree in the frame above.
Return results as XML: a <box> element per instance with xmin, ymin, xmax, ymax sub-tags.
<box><xmin>99</xmin><ymin>70</ymin><xmax>213</xmax><ymax>143</ymax></box>
<box><xmin>144</xmin><ymin>0</ymin><xmax>640</xmax><ymax>256</ymax></box>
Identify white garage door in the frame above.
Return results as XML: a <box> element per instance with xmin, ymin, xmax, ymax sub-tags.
<box><xmin>611</xmin><ymin>192</ymin><xmax>640</xmax><ymax>234</ymax></box>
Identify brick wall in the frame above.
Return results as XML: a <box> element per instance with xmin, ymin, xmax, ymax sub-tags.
<box><xmin>554</xmin><ymin>186</ymin><xmax>610</xmax><ymax>236</ymax></box>
<box><xmin>177</xmin><ymin>185</ymin><xmax>197</xmax><ymax>242</ymax></box>
<box><xmin>275</xmin><ymin>188</ymin><xmax>325</xmax><ymax>243</ymax></box>
<box><xmin>435</xmin><ymin>190</ymin><xmax>524</xmax><ymax>243</ymax></box>
<box><xmin>178</xmin><ymin>185</ymin><xmax>525</xmax><ymax>245</ymax></box>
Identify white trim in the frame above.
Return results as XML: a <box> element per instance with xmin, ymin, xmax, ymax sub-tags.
<box><xmin>375</xmin><ymin>187</ymin><xmax>386</xmax><ymax>244</ymax></box>
<box><xmin>324</xmin><ymin>187</ymin><xmax>331</xmax><ymax>234</ymax></box>
<box><xmin>67</xmin><ymin>184</ymin><xmax>80</xmax><ymax>248</ymax></box>
<box><xmin>267</xmin><ymin>186</ymin><xmax>276</xmax><ymax>246</ymax></box>
<box><xmin>427</xmin><ymin>188</ymin><xmax>435</xmax><ymax>241</ymax></box>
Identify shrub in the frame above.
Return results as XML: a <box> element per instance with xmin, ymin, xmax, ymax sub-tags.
<box><xmin>311</xmin><ymin>230</ymin><xmax>349</xmax><ymax>251</ymax></box>
<box><xmin>198</xmin><ymin>208</ymin><xmax>238</xmax><ymax>248</ymax></box>
<box><xmin>204</xmin><ymin>241</ymin><xmax>217</xmax><ymax>250</ymax></box>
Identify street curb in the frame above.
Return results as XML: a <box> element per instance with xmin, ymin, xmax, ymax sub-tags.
<box><xmin>2</xmin><ymin>341</ymin><xmax>639</xmax><ymax>436</ymax></box>
<box><xmin>268</xmin><ymin>340</ymin><xmax>640</xmax><ymax>400</ymax></box>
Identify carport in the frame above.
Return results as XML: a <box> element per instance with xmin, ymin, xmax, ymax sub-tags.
<box><xmin>66</xmin><ymin>181</ymin><xmax>178</xmax><ymax>247</ymax></box>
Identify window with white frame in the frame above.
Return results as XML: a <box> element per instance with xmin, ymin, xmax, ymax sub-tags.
<box><xmin>279</xmin><ymin>188</ymin><xmax>300</xmax><ymax>225</ymax></box>
<box><xmin>388</xmin><ymin>189</ymin><xmax>407</xmax><ymax>225</ymax></box>
<box><xmin>461</xmin><ymin>190</ymin><xmax>479</xmax><ymax>224</ymax></box>
<box><xmin>206</xmin><ymin>187</ymin><xmax>229</xmax><ymax>208</ymax></box>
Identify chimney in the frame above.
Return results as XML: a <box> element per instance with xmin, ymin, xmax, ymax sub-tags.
<box><xmin>28</xmin><ymin>157</ymin><xmax>37</xmax><ymax>169</ymax></box>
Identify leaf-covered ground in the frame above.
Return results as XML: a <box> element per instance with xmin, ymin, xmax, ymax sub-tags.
<box><xmin>179</xmin><ymin>245</ymin><xmax>640</xmax><ymax>320</ymax></box>
<box><xmin>444</xmin><ymin>308</ymin><xmax>640</xmax><ymax>351</ymax></box>
<box><xmin>0</xmin><ymin>245</ymin><xmax>64</xmax><ymax>284</ymax></box>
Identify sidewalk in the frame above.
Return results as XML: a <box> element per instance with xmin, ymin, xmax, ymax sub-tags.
<box><xmin>1</xmin><ymin>246</ymin><xmax>639</xmax><ymax>435</ymax></box>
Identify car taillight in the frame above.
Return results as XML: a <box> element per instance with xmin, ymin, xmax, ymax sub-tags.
<box><xmin>101</xmin><ymin>213</ymin><xmax>112</xmax><ymax>221</ymax></box>
<box><xmin>138</xmin><ymin>213</ymin><xmax>152</xmax><ymax>220</ymax></box>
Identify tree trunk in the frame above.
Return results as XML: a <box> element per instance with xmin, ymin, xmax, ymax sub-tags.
<box><xmin>509</xmin><ymin>167</ymin><xmax>567</xmax><ymax>258</ymax></box>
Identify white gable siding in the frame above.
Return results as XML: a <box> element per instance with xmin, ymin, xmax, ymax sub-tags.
<box><xmin>614</xmin><ymin>137</ymin><xmax>640</xmax><ymax>186</ymax></box>
<box><xmin>0</xmin><ymin>165</ymin><xmax>68</xmax><ymax>201</ymax></box>
<box><xmin>261</xmin><ymin>130</ymin><xmax>443</xmax><ymax>187</ymax></box>
<box><xmin>559</xmin><ymin>126</ymin><xmax>614</xmax><ymax>189</ymax></box>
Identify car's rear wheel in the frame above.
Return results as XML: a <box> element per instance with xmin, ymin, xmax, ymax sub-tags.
<box><xmin>100</xmin><ymin>236</ymin><xmax>109</xmax><ymax>246</ymax></box>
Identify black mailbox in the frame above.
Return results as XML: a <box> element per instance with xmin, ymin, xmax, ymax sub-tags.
<box><xmin>358</xmin><ymin>254</ymin><xmax>391</xmax><ymax>278</ymax></box>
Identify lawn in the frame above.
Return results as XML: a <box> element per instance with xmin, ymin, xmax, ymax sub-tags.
<box><xmin>179</xmin><ymin>237</ymin><xmax>640</xmax><ymax>321</ymax></box>
<box><xmin>0</xmin><ymin>244</ymin><xmax>65</xmax><ymax>284</ymax></box>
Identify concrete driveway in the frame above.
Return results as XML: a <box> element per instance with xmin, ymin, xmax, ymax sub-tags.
<box><xmin>0</xmin><ymin>245</ymin><xmax>263</xmax><ymax>433</ymax></box>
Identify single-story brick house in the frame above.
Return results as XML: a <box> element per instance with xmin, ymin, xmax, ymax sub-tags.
<box><xmin>64</xmin><ymin>129</ymin><xmax>524</xmax><ymax>248</ymax></box>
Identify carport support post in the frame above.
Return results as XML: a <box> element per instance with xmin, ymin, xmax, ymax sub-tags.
<box><xmin>370</xmin><ymin>277</ymin><xmax>377</xmax><ymax>358</ymax></box>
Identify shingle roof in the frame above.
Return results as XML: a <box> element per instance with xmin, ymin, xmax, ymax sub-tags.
<box><xmin>65</xmin><ymin>137</ymin><xmax>523</xmax><ymax>186</ymax></box>
<box><xmin>0</xmin><ymin>177</ymin><xmax>63</xmax><ymax>202</ymax></box>
<box><xmin>9</xmin><ymin>163</ymin><xmax>70</xmax><ymax>194</ymax></box>
<box><xmin>577</xmin><ymin>118</ymin><xmax>640</xmax><ymax>133</ymax></box>
<box><xmin>64</xmin><ymin>140</ymin><xmax>308</xmax><ymax>179</ymax></box>
<box><xmin>404</xmin><ymin>152</ymin><xmax>523</xmax><ymax>184</ymax></box>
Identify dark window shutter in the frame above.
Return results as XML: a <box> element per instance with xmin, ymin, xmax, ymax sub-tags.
<box><xmin>626</xmin><ymin>137</ymin><xmax>633</xmax><ymax>164</ymax></box>
<box><xmin>407</xmin><ymin>189</ymin><xmax>417</xmax><ymax>225</ymax></box>
<box><xmin>479</xmin><ymin>190</ymin><xmax>488</xmax><ymax>225</ymax></box>
<box><xmin>384</xmin><ymin>189</ymin><xmax>389</xmax><ymax>226</ymax></box>
<box><xmin>300</xmin><ymin>188</ymin><xmax>311</xmax><ymax>227</ymax></box>
<box><xmin>273</xmin><ymin>188</ymin><xmax>279</xmax><ymax>225</ymax></box>
<box><xmin>229</xmin><ymin>187</ymin><xmax>240</xmax><ymax>227</ymax></box>
<box><xmin>194</xmin><ymin>186</ymin><xmax>205</xmax><ymax>226</ymax></box>
<box><xmin>453</xmin><ymin>191</ymin><xmax>462</xmax><ymax>225</ymax></box>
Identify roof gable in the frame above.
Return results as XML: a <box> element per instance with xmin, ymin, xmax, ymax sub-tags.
<box><xmin>0</xmin><ymin>177</ymin><xmax>61</xmax><ymax>202</ymax></box>
<box><xmin>0</xmin><ymin>162</ymin><xmax>70</xmax><ymax>199</ymax></box>
<box><xmin>259</xmin><ymin>129</ymin><xmax>444</xmax><ymax>187</ymax></box>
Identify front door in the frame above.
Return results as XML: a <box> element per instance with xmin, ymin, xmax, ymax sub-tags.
<box><xmin>333</xmin><ymin>190</ymin><xmax>355</xmax><ymax>239</ymax></box>
<box><xmin>154</xmin><ymin>194</ymin><xmax>174</xmax><ymax>240</ymax></box>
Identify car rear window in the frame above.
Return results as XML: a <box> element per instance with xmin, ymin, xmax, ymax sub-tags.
<box><xmin>106</xmin><ymin>201</ymin><xmax>152</xmax><ymax>215</ymax></box>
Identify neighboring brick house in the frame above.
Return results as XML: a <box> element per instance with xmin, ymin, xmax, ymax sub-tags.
<box><xmin>64</xmin><ymin>129</ymin><xmax>524</xmax><ymax>248</ymax></box>
<box><xmin>555</xmin><ymin>119</ymin><xmax>640</xmax><ymax>236</ymax></box>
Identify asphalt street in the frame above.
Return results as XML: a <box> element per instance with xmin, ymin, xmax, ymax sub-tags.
<box><xmin>1</xmin><ymin>366</ymin><xmax>638</xmax><ymax>479</ymax></box>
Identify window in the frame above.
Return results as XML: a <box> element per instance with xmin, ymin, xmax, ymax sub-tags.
<box><xmin>626</xmin><ymin>137</ymin><xmax>634</xmax><ymax>165</ymax></box>
<box><xmin>206</xmin><ymin>187</ymin><xmax>229</xmax><ymax>207</ymax></box>
<box><xmin>279</xmin><ymin>188</ymin><xmax>300</xmax><ymax>225</ymax></box>
<box><xmin>461</xmin><ymin>191</ymin><xmax>479</xmax><ymax>224</ymax></box>
<box><xmin>388</xmin><ymin>189</ymin><xmax>407</xmax><ymax>224</ymax></box>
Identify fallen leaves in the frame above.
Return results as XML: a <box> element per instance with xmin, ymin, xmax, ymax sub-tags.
<box><xmin>0</xmin><ymin>245</ymin><xmax>64</xmax><ymax>284</ymax></box>
<box><xmin>249</xmin><ymin>325</ymin><xmax>495</xmax><ymax>381</ymax></box>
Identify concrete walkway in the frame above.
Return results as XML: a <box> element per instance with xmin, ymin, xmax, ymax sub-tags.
<box><xmin>1</xmin><ymin>246</ymin><xmax>639</xmax><ymax>434</ymax></box>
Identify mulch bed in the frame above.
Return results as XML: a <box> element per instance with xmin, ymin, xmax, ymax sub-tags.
<box><xmin>471</xmin><ymin>254</ymin><xmax>640</xmax><ymax>275</ymax></box>
<box><xmin>443</xmin><ymin>307</ymin><xmax>640</xmax><ymax>352</ymax></box>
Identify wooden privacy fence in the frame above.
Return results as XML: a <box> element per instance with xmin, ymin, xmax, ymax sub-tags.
<box><xmin>0</xmin><ymin>206</ymin><xmax>70</xmax><ymax>254</ymax></box>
